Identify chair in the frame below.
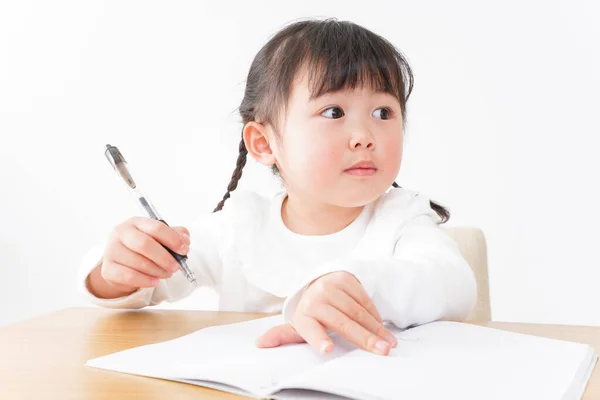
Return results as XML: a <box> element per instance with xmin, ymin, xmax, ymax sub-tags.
<box><xmin>442</xmin><ymin>226</ymin><xmax>491</xmax><ymax>322</ymax></box>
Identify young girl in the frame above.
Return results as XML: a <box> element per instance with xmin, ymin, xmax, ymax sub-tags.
<box><xmin>78</xmin><ymin>18</ymin><xmax>477</xmax><ymax>357</ymax></box>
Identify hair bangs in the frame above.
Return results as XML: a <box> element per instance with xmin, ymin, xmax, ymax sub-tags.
<box><xmin>301</xmin><ymin>21</ymin><xmax>409</xmax><ymax>106</ymax></box>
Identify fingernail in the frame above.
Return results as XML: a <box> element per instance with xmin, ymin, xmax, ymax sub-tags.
<box><xmin>320</xmin><ymin>341</ymin><xmax>332</xmax><ymax>354</ymax></box>
<box><xmin>375</xmin><ymin>340</ymin><xmax>390</xmax><ymax>355</ymax></box>
<box><xmin>171</xmin><ymin>263</ymin><xmax>180</xmax><ymax>272</ymax></box>
<box><xmin>152</xmin><ymin>278</ymin><xmax>159</xmax><ymax>287</ymax></box>
<box><xmin>180</xmin><ymin>242</ymin><xmax>189</xmax><ymax>254</ymax></box>
<box><xmin>385</xmin><ymin>332</ymin><xmax>398</xmax><ymax>347</ymax></box>
<box><xmin>180</xmin><ymin>233</ymin><xmax>191</xmax><ymax>244</ymax></box>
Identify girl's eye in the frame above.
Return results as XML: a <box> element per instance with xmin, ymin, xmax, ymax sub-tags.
<box><xmin>320</xmin><ymin>106</ymin><xmax>393</xmax><ymax>120</ymax></box>
<box><xmin>320</xmin><ymin>107</ymin><xmax>344</xmax><ymax>119</ymax></box>
<box><xmin>373</xmin><ymin>107</ymin><xmax>393</xmax><ymax>120</ymax></box>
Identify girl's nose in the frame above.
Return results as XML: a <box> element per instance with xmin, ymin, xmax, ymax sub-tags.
<box><xmin>350</xmin><ymin>130</ymin><xmax>375</xmax><ymax>150</ymax></box>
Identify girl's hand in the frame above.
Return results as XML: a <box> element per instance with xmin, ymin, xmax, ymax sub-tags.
<box><xmin>98</xmin><ymin>217</ymin><xmax>191</xmax><ymax>294</ymax></box>
<box><xmin>255</xmin><ymin>271</ymin><xmax>398</xmax><ymax>356</ymax></box>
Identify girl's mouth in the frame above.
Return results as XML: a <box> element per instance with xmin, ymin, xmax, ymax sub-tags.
<box><xmin>344</xmin><ymin>168</ymin><xmax>377</xmax><ymax>176</ymax></box>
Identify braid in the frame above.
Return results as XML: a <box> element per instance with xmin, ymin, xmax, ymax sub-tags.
<box><xmin>392</xmin><ymin>181</ymin><xmax>450</xmax><ymax>224</ymax></box>
<box><xmin>213</xmin><ymin>137</ymin><xmax>248</xmax><ymax>212</ymax></box>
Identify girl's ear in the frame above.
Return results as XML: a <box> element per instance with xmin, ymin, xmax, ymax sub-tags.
<box><xmin>243</xmin><ymin>121</ymin><xmax>277</xmax><ymax>166</ymax></box>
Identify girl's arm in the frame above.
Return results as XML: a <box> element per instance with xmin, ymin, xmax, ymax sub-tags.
<box><xmin>359</xmin><ymin>214</ymin><xmax>477</xmax><ymax>328</ymax></box>
<box><xmin>282</xmin><ymin>193</ymin><xmax>477</xmax><ymax>329</ymax></box>
<box><xmin>77</xmin><ymin>210</ymin><xmax>230</xmax><ymax>309</ymax></box>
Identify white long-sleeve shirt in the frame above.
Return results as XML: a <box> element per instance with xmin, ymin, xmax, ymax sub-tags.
<box><xmin>77</xmin><ymin>186</ymin><xmax>477</xmax><ymax>329</ymax></box>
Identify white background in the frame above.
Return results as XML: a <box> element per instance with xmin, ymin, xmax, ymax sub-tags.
<box><xmin>1</xmin><ymin>0</ymin><xmax>598</xmax><ymax>327</ymax></box>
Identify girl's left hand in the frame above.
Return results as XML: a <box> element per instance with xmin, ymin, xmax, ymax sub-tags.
<box><xmin>255</xmin><ymin>271</ymin><xmax>398</xmax><ymax>356</ymax></box>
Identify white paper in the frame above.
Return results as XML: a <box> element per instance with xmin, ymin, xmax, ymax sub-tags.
<box><xmin>86</xmin><ymin>317</ymin><xmax>597</xmax><ymax>400</ymax></box>
<box><xmin>86</xmin><ymin>315</ymin><xmax>352</xmax><ymax>396</ymax></box>
<box><xmin>277</xmin><ymin>321</ymin><xmax>598</xmax><ymax>400</ymax></box>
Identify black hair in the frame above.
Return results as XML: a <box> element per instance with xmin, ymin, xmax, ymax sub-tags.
<box><xmin>213</xmin><ymin>18</ymin><xmax>450</xmax><ymax>224</ymax></box>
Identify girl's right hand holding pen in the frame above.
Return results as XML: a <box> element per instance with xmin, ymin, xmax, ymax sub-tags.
<box><xmin>86</xmin><ymin>216</ymin><xmax>191</xmax><ymax>299</ymax></box>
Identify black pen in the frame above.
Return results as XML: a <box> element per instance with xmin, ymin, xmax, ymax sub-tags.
<box><xmin>104</xmin><ymin>144</ymin><xmax>197</xmax><ymax>286</ymax></box>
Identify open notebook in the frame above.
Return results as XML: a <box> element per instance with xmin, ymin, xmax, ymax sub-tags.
<box><xmin>86</xmin><ymin>315</ymin><xmax>597</xmax><ymax>400</ymax></box>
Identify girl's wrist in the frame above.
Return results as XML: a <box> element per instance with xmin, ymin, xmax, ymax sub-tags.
<box><xmin>86</xmin><ymin>264</ymin><xmax>138</xmax><ymax>299</ymax></box>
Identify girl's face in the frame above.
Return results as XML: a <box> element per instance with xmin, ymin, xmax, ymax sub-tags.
<box><xmin>270</xmin><ymin>70</ymin><xmax>404</xmax><ymax>207</ymax></box>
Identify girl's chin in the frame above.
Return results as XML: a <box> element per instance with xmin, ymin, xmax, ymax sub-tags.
<box><xmin>330</xmin><ymin>188</ymin><xmax>386</xmax><ymax>208</ymax></box>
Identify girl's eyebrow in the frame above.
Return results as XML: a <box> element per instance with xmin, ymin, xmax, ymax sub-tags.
<box><xmin>308</xmin><ymin>90</ymin><xmax>340</xmax><ymax>101</ymax></box>
<box><xmin>309</xmin><ymin>88</ymin><xmax>395</xmax><ymax>102</ymax></box>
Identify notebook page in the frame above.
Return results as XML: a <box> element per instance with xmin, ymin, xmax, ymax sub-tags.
<box><xmin>85</xmin><ymin>314</ymin><xmax>352</xmax><ymax>397</ymax></box>
<box><xmin>277</xmin><ymin>321</ymin><xmax>596</xmax><ymax>400</ymax></box>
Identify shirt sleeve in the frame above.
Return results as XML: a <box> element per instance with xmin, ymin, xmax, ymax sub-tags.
<box><xmin>282</xmin><ymin>193</ymin><xmax>477</xmax><ymax>329</ymax></box>
<box><xmin>76</xmin><ymin>209</ymin><xmax>231</xmax><ymax>309</ymax></box>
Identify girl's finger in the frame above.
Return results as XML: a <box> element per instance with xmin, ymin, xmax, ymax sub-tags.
<box><xmin>324</xmin><ymin>289</ymin><xmax>397</xmax><ymax>347</ymax></box>
<box><xmin>111</xmin><ymin>240</ymin><xmax>174</xmax><ymax>279</ymax></box>
<box><xmin>130</xmin><ymin>217</ymin><xmax>190</xmax><ymax>257</ymax></box>
<box><xmin>314</xmin><ymin>304</ymin><xmax>391</xmax><ymax>356</ymax></box>
<box><xmin>172</xmin><ymin>226</ymin><xmax>191</xmax><ymax>243</ymax></box>
<box><xmin>103</xmin><ymin>261</ymin><xmax>159</xmax><ymax>289</ymax></box>
<box><xmin>338</xmin><ymin>273</ymin><xmax>383</xmax><ymax>324</ymax></box>
<box><xmin>255</xmin><ymin>323</ymin><xmax>306</xmax><ymax>348</ymax></box>
<box><xmin>119</xmin><ymin>225</ymin><xmax>181</xmax><ymax>272</ymax></box>
<box><xmin>292</xmin><ymin>314</ymin><xmax>334</xmax><ymax>354</ymax></box>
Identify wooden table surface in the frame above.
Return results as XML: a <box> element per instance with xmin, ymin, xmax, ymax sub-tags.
<box><xmin>0</xmin><ymin>307</ymin><xmax>598</xmax><ymax>399</ymax></box>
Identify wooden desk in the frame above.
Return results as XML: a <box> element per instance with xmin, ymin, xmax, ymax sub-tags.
<box><xmin>0</xmin><ymin>307</ymin><xmax>598</xmax><ymax>399</ymax></box>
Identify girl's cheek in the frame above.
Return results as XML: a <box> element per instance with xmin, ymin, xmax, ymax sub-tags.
<box><xmin>382</xmin><ymin>137</ymin><xmax>403</xmax><ymax>172</ymax></box>
<box><xmin>311</xmin><ymin>143</ymin><xmax>342</xmax><ymax>170</ymax></box>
